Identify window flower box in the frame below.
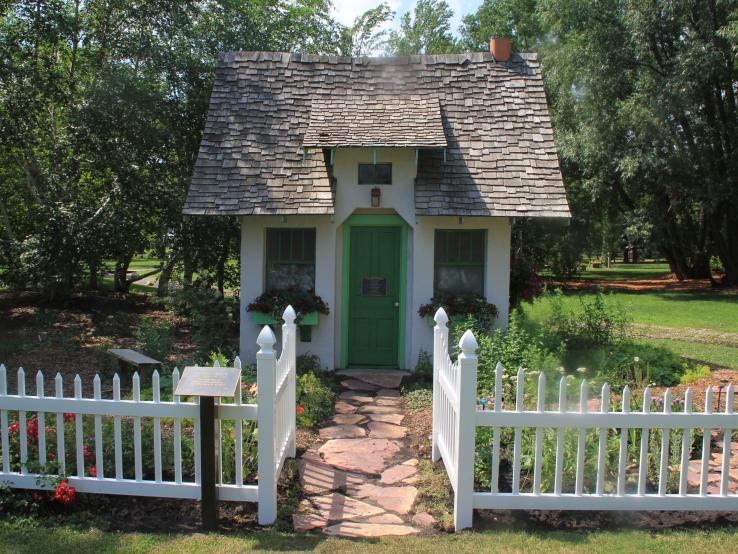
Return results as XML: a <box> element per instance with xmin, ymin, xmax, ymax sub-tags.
<box><xmin>250</xmin><ymin>310</ymin><xmax>319</xmax><ymax>326</ymax></box>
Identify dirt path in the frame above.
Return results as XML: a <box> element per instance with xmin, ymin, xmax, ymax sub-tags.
<box><xmin>546</xmin><ymin>274</ymin><xmax>738</xmax><ymax>293</ymax></box>
<box><xmin>292</xmin><ymin>369</ymin><xmax>437</xmax><ymax>537</ymax></box>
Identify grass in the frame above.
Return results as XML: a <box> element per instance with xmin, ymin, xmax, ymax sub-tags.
<box><xmin>638</xmin><ymin>338</ymin><xmax>738</xmax><ymax>370</ymax></box>
<box><xmin>524</xmin><ymin>290</ymin><xmax>738</xmax><ymax>334</ymax></box>
<box><xmin>576</xmin><ymin>262</ymin><xmax>672</xmax><ymax>281</ymax></box>
<box><xmin>1</xmin><ymin>519</ymin><xmax>738</xmax><ymax>553</ymax></box>
<box><xmin>522</xmin><ymin>289</ymin><xmax>738</xmax><ymax>369</ymax></box>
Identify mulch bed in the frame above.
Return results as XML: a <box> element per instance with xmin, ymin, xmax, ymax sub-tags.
<box><xmin>545</xmin><ymin>274</ymin><xmax>738</xmax><ymax>294</ymax></box>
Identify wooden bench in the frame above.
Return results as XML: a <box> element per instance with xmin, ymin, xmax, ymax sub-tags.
<box><xmin>108</xmin><ymin>348</ymin><xmax>162</xmax><ymax>376</ymax></box>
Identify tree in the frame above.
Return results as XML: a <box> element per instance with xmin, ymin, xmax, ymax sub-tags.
<box><xmin>387</xmin><ymin>0</ymin><xmax>461</xmax><ymax>55</ymax></box>
<box><xmin>338</xmin><ymin>3</ymin><xmax>394</xmax><ymax>56</ymax></box>
<box><xmin>460</xmin><ymin>0</ymin><xmax>543</xmax><ymax>52</ymax></box>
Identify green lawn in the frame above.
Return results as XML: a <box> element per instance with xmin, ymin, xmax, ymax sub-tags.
<box><xmin>543</xmin><ymin>262</ymin><xmax>673</xmax><ymax>281</ymax></box>
<box><xmin>1</xmin><ymin>520</ymin><xmax>738</xmax><ymax>554</ymax></box>
<box><xmin>525</xmin><ymin>290</ymin><xmax>738</xmax><ymax>334</ymax></box>
<box><xmin>523</xmin><ymin>290</ymin><xmax>738</xmax><ymax>369</ymax></box>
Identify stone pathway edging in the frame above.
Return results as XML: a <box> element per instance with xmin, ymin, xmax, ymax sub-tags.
<box><xmin>293</xmin><ymin>369</ymin><xmax>436</xmax><ymax>537</ymax></box>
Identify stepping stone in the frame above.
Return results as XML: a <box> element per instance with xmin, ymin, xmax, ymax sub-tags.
<box><xmin>376</xmin><ymin>388</ymin><xmax>400</xmax><ymax>398</ymax></box>
<box><xmin>341</xmin><ymin>379</ymin><xmax>380</xmax><ymax>392</ymax></box>
<box><xmin>359</xmin><ymin>405</ymin><xmax>402</xmax><ymax>414</ymax></box>
<box><xmin>308</xmin><ymin>493</ymin><xmax>384</xmax><ymax>521</ymax></box>
<box><xmin>319</xmin><ymin>425</ymin><xmax>366</xmax><ymax>439</ymax></box>
<box><xmin>339</xmin><ymin>391</ymin><xmax>374</xmax><ymax>404</ymax></box>
<box><xmin>368</xmin><ymin>421</ymin><xmax>407</xmax><ymax>439</ymax></box>
<box><xmin>365</xmin><ymin>513</ymin><xmax>405</xmax><ymax>524</ymax></box>
<box><xmin>335</xmin><ymin>400</ymin><xmax>358</xmax><ymax>414</ymax></box>
<box><xmin>352</xmin><ymin>484</ymin><xmax>419</xmax><ymax>515</ymax></box>
<box><xmin>403</xmin><ymin>476</ymin><xmax>420</xmax><ymax>484</ymax></box>
<box><xmin>368</xmin><ymin>413</ymin><xmax>405</xmax><ymax>425</ymax></box>
<box><xmin>332</xmin><ymin>414</ymin><xmax>366</xmax><ymax>425</ymax></box>
<box><xmin>402</xmin><ymin>458</ymin><xmax>419</xmax><ymax>466</ymax></box>
<box><xmin>375</xmin><ymin>397</ymin><xmax>402</xmax><ymax>406</ymax></box>
<box><xmin>319</xmin><ymin>438</ymin><xmax>401</xmax><ymax>475</ymax></box>
<box><xmin>293</xmin><ymin>513</ymin><xmax>328</xmax><ymax>532</ymax></box>
<box><xmin>323</xmin><ymin>522</ymin><xmax>419</xmax><ymax>538</ymax></box>
<box><xmin>300</xmin><ymin>459</ymin><xmax>366</xmax><ymax>494</ymax></box>
<box><xmin>380</xmin><ymin>463</ymin><xmax>417</xmax><ymax>484</ymax></box>
<box><xmin>411</xmin><ymin>512</ymin><xmax>437</xmax><ymax>528</ymax></box>
<box><xmin>337</xmin><ymin>370</ymin><xmax>408</xmax><ymax>389</ymax></box>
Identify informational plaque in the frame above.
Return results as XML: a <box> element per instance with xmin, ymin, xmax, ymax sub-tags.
<box><xmin>175</xmin><ymin>366</ymin><xmax>241</xmax><ymax>398</ymax></box>
<box><xmin>362</xmin><ymin>277</ymin><xmax>387</xmax><ymax>296</ymax></box>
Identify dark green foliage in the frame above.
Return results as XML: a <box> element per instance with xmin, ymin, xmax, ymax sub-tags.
<box><xmin>134</xmin><ymin>317</ymin><xmax>172</xmax><ymax>362</ymax></box>
<box><xmin>387</xmin><ymin>0</ymin><xmax>462</xmax><ymax>55</ymax></box>
<box><xmin>296</xmin><ymin>371</ymin><xmax>335</xmax><ymax>428</ymax></box>
<box><xmin>166</xmin><ymin>286</ymin><xmax>237</xmax><ymax>361</ymax></box>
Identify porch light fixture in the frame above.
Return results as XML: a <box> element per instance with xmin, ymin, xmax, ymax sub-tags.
<box><xmin>371</xmin><ymin>187</ymin><xmax>381</xmax><ymax>207</ymax></box>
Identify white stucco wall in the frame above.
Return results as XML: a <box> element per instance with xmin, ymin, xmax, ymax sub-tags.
<box><xmin>238</xmin><ymin>147</ymin><xmax>512</xmax><ymax>371</ymax></box>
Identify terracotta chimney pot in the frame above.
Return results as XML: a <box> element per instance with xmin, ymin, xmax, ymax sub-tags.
<box><xmin>490</xmin><ymin>37</ymin><xmax>512</xmax><ymax>62</ymax></box>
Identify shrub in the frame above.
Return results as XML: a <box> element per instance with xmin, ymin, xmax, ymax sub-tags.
<box><xmin>545</xmin><ymin>289</ymin><xmax>630</xmax><ymax>350</ymax></box>
<box><xmin>599</xmin><ymin>342</ymin><xmax>687</xmax><ymax>387</ymax></box>
<box><xmin>414</xmin><ymin>349</ymin><xmax>433</xmax><ymax>384</ymax></box>
<box><xmin>680</xmin><ymin>364</ymin><xmax>712</xmax><ymax>384</ymax></box>
<box><xmin>403</xmin><ymin>386</ymin><xmax>433</xmax><ymax>410</ymax></box>
<box><xmin>166</xmin><ymin>286</ymin><xmax>237</xmax><ymax>361</ymax></box>
<box><xmin>452</xmin><ymin>312</ymin><xmax>564</xmax><ymax>398</ymax></box>
<box><xmin>296</xmin><ymin>371</ymin><xmax>335</xmax><ymax>428</ymax></box>
<box><xmin>296</xmin><ymin>353</ymin><xmax>324</xmax><ymax>376</ymax></box>
<box><xmin>135</xmin><ymin>317</ymin><xmax>172</xmax><ymax>362</ymax></box>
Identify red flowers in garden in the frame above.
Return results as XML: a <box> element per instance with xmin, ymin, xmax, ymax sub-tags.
<box><xmin>26</xmin><ymin>417</ymin><xmax>39</xmax><ymax>439</ymax></box>
<box><xmin>63</xmin><ymin>413</ymin><xmax>75</xmax><ymax>423</ymax></box>
<box><xmin>8</xmin><ymin>421</ymin><xmax>19</xmax><ymax>434</ymax></box>
<box><xmin>87</xmin><ymin>466</ymin><xmax>97</xmax><ymax>477</ymax></box>
<box><xmin>54</xmin><ymin>480</ymin><xmax>76</xmax><ymax>505</ymax></box>
<box><xmin>296</xmin><ymin>405</ymin><xmax>305</xmax><ymax>414</ymax></box>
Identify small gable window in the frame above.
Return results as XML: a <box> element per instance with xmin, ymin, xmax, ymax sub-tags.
<box><xmin>358</xmin><ymin>163</ymin><xmax>392</xmax><ymax>185</ymax></box>
<box><xmin>265</xmin><ymin>228</ymin><xmax>316</xmax><ymax>290</ymax></box>
<box><xmin>434</xmin><ymin>230</ymin><xmax>486</xmax><ymax>296</ymax></box>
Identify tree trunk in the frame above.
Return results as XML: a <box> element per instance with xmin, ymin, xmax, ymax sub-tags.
<box><xmin>88</xmin><ymin>259</ymin><xmax>98</xmax><ymax>290</ymax></box>
<box><xmin>114</xmin><ymin>254</ymin><xmax>132</xmax><ymax>293</ymax></box>
<box><xmin>157</xmin><ymin>252</ymin><xmax>180</xmax><ymax>297</ymax></box>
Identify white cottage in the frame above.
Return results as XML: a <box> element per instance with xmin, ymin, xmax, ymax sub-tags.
<box><xmin>183</xmin><ymin>43</ymin><xmax>569</xmax><ymax>370</ymax></box>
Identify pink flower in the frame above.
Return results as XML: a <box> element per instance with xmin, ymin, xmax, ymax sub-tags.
<box><xmin>296</xmin><ymin>406</ymin><xmax>305</xmax><ymax>415</ymax></box>
<box><xmin>8</xmin><ymin>422</ymin><xmax>19</xmax><ymax>434</ymax></box>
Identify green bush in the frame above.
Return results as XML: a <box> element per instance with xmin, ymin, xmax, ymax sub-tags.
<box><xmin>166</xmin><ymin>286</ymin><xmax>237</xmax><ymax>361</ymax></box>
<box><xmin>452</xmin><ymin>312</ymin><xmax>564</xmax><ymax>397</ymax></box>
<box><xmin>296</xmin><ymin>353</ymin><xmax>324</xmax><ymax>376</ymax></box>
<box><xmin>296</xmin><ymin>371</ymin><xmax>335</xmax><ymax>428</ymax></box>
<box><xmin>135</xmin><ymin>317</ymin><xmax>172</xmax><ymax>362</ymax></box>
<box><xmin>680</xmin><ymin>364</ymin><xmax>712</xmax><ymax>384</ymax></box>
<box><xmin>414</xmin><ymin>349</ymin><xmax>433</xmax><ymax>384</ymax></box>
<box><xmin>598</xmin><ymin>342</ymin><xmax>687</xmax><ymax>387</ymax></box>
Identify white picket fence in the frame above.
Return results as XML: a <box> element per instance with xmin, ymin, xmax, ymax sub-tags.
<box><xmin>0</xmin><ymin>306</ymin><xmax>298</xmax><ymax>525</ymax></box>
<box><xmin>431</xmin><ymin>307</ymin><xmax>738</xmax><ymax>531</ymax></box>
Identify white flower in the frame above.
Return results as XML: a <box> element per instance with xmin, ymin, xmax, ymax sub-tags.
<box><xmin>558</xmin><ymin>366</ymin><xmax>566</xmax><ymax>374</ymax></box>
<box><xmin>634</xmin><ymin>356</ymin><xmax>640</xmax><ymax>363</ymax></box>
<box><xmin>576</xmin><ymin>367</ymin><xmax>587</xmax><ymax>374</ymax></box>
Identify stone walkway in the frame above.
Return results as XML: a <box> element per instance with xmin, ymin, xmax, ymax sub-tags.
<box><xmin>293</xmin><ymin>369</ymin><xmax>436</xmax><ymax>537</ymax></box>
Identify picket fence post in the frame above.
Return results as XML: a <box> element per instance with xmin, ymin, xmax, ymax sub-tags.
<box><xmin>454</xmin><ymin>329</ymin><xmax>478</xmax><ymax>531</ymax></box>
<box><xmin>283</xmin><ymin>306</ymin><xmax>297</xmax><ymax>458</ymax></box>
<box><xmin>432</xmin><ymin>307</ymin><xmax>448</xmax><ymax>463</ymax></box>
<box><xmin>256</xmin><ymin>325</ymin><xmax>277</xmax><ymax>525</ymax></box>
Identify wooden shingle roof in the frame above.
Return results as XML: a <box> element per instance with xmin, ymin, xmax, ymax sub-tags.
<box><xmin>303</xmin><ymin>95</ymin><xmax>447</xmax><ymax>148</ymax></box>
<box><xmin>183</xmin><ymin>51</ymin><xmax>570</xmax><ymax>218</ymax></box>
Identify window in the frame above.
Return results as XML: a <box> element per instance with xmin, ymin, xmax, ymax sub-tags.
<box><xmin>358</xmin><ymin>163</ymin><xmax>392</xmax><ymax>185</ymax></box>
<box><xmin>434</xmin><ymin>230</ymin><xmax>485</xmax><ymax>295</ymax></box>
<box><xmin>265</xmin><ymin>228</ymin><xmax>316</xmax><ymax>290</ymax></box>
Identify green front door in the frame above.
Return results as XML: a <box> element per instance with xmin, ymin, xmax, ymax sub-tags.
<box><xmin>347</xmin><ymin>226</ymin><xmax>401</xmax><ymax>367</ymax></box>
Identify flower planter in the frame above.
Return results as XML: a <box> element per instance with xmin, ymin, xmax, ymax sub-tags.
<box><xmin>250</xmin><ymin>311</ymin><xmax>320</xmax><ymax>326</ymax></box>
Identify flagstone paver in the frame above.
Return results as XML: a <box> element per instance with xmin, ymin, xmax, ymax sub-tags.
<box><xmin>332</xmin><ymin>414</ymin><xmax>367</xmax><ymax>425</ymax></box>
<box><xmin>367</xmin><ymin>421</ymin><xmax>408</xmax><ymax>439</ymax></box>
<box><xmin>319</xmin><ymin>424</ymin><xmax>366</xmax><ymax>439</ymax></box>
<box><xmin>294</xmin><ymin>369</ymin><xmax>426</xmax><ymax>537</ymax></box>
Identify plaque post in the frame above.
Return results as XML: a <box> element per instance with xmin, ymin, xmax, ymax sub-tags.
<box><xmin>200</xmin><ymin>396</ymin><xmax>217</xmax><ymax>531</ymax></box>
<box><xmin>174</xmin><ymin>365</ymin><xmax>241</xmax><ymax>533</ymax></box>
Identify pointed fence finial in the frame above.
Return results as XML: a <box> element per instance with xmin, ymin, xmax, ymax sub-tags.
<box><xmin>257</xmin><ymin>325</ymin><xmax>277</xmax><ymax>353</ymax></box>
<box><xmin>234</xmin><ymin>356</ymin><xmax>242</xmax><ymax>370</ymax></box>
<box><xmin>283</xmin><ymin>305</ymin><xmax>297</xmax><ymax>325</ymax></box>
<box><xmin>459</xmin><ymin>329</ymin><xmax>478</xmax><ymax>355</ymax></box>
<box><xmin>434</xmin><ymin>307</ymin><xmax>449</xmax><ymax>327</ymax></box>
